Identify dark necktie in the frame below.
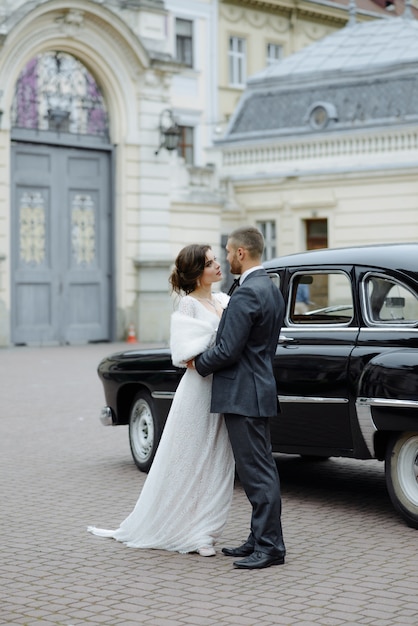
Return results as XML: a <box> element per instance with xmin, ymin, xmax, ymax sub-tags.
<box><xmin>227</xmin><ymin>278</ymin><xmax>240</xmax><ymax>296</ymax></box>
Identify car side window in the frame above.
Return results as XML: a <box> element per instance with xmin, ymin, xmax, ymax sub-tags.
<box><xmin>289</xmin><ymin>271</ymin><xmax>354</xmax><ymax>325</ymax></box>
<box><xmin>363</xmin><ymin>274</ymin><xmax>418</xmax><ymax>325</ymax></box>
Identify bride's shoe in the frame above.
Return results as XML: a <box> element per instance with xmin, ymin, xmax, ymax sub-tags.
<box><xmin>198</xmin><ymin>546</ymin><xmax>216</xmax><ymax>557</ymax></box>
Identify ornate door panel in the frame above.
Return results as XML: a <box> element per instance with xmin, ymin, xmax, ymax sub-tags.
<box><xmin>11</xmin><ymin>143</ymin><xmax>111</xmax><ymax>344</ymax></box>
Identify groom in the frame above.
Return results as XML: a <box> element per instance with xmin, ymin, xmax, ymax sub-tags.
<box><xmin>193</xmin><ymin>226</ymin><xmax>286</xmax><ymax>569</ymax></box>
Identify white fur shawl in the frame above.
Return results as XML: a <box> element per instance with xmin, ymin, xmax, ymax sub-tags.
<box><xmin>170</xmin><ymin>311</ymin><xmax>215</xmax><ymax>368</ymax></box>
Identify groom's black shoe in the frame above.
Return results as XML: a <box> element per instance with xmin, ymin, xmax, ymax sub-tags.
<box><xmin>222</xmin><ymin>544</ymin><xmax>254</xmax><ymax>557</ymax></box>
<box><xmin>233</xmin><ymin>551</ymin><xmax>285</xmax><ymax>569</ymax></box>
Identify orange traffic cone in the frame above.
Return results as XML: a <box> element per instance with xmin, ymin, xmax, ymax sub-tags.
<box><xmin>126</xmin><ymin>323</ymin><xmax>138</xmax><ymax>344</ymax></box>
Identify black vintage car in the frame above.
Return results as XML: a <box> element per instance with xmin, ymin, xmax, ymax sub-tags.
<box><xmin>98</xmin><ymin>243</ymin><xmax>418</xmax><ymax>528</ymax></box>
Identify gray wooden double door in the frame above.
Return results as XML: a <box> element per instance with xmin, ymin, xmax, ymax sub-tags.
<box><xmin>11</xmin><ymin>142</ymin><xmax>111</xmax><ymax>345</ymax></box>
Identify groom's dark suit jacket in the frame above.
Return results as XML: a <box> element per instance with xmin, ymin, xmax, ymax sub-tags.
<box><xmin>195</xmin><ymin>269</ymin><xmax>285</xmax><ymax>418</ymax></box>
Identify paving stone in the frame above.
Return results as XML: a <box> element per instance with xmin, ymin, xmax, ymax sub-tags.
<box><xmin>1</xmin><ymin>343</ymin><xmax>418</xmax><ymax>626</ymax></box>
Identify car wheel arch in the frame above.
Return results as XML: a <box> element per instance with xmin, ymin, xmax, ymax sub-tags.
<box><xmin>373</xmin><ymin>429</ymin><xmax>392</xmax><ymax>461</ymax></box>
<box><xmin>117</xmin><ymin>382</ymin><xmax>152</xmax><ymax>425</ymax></box>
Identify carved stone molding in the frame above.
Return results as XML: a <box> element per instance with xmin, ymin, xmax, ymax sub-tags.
<box><xmin>220</xmin><ymin>4</ymin><xmax>244</xmax><ymax>23</ymax></box>
<box><xmin>221</xmin><ymin>0</ymin><xmax>348</xmax><ymax>25</ymax></box>
<box><xmin>0</xmin><ymin>2</ymin><xmax>151</xmax><ymax>81</ymax></box>
<box><xmin>55</xmin><ymin>9</ymin><xmax>85</xmax><ymax>38</ymax></box>
<box><xmin>221</xmin><ymin>2</ymin><xmax>287</xmax><ymax>23</ymax></box>
<box><xmin>301</xmin><ymin>22</ymin><xmax>330</xmax><ymax>41</ymax></box>
<box><xmin>138</xmin><ymin>68</ymin><xmax>172</xmax><ymax>100</ymax></box>
<box><xmin>222</xmin><ymin>128</ymin><xmax>418</xmax><ymax>169</ymax></box>
<box><xmin>246</xmin><ymin>9</ymin><xmax>268</xmax><ymax>28</ymax></box>
<box><xmin>270</xmin><ymin>15</ymin><xmax>290</xmax><ymax>33</ymax></box>
<box><xmin>221</xmin><ymin>3</ymin><xmax>290</xmax><ymax>32</ymax></box>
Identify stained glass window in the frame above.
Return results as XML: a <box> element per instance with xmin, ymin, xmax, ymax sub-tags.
<box><xmin>11</xmin><ymin>51</ymin><xmax>109</xmax><ymax>138</ymax></box>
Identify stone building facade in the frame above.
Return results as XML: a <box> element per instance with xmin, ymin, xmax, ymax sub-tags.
<box><xmin>0</xmin><ymin>0</ymin><xmax>414</xmax><ymax>346</ymax></box>
<box><xmin>0</xmin><ymin>0</ymin><xmax>185</xmax><ymax>346</ymax></box>
<box><xmin>215</xmin><ymin>13</ymin><xmax>418</xmax><ymax>267</ymax></box>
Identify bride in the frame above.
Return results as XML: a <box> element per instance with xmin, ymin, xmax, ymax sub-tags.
<box><xmin>88</xmin><ymin>244</ymin><xmax>235</xmax><ymax>556</ymax></box>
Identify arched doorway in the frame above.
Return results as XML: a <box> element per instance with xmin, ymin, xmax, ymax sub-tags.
<box><xmin>10</xmin><ymin>51</ymin><xmax>113</xmax><ymax>345</ymax></box>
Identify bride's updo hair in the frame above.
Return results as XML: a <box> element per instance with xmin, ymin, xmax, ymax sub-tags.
<box><xmin>170</xmin><ymin>244</ymin><xmax>211</xmax><ymax>295</ymax></box>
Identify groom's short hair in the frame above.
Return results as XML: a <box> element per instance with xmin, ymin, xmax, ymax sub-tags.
<box><xmin>229</xmin><ymin>226</ymin><xmax>264</xmax><ymax>259</ymax></box>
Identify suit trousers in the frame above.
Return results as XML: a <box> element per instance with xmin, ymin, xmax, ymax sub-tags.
<box><xmin>224</xmin><ymin>413</ymin><xmax>285</xmax><ymax>557</ymax></box>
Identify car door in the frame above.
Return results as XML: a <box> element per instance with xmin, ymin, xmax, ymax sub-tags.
<box><xmin>271</xmin><ymin>267</ymin><xmax>359</xmax><ymax>456</ymax></box>
<box><xmin>349</xmin><ymin>269</ymin><xmax>418</xmax><ymax>455</ymax></box>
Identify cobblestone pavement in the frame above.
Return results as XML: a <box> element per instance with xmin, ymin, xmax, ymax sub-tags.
<box><xmin>1</xmin><ymin>343</ymin><xmax>418</xmax><ymax>626</ymax></box>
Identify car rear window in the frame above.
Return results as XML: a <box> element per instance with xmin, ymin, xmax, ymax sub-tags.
<box><xmin>362</xmin><ymin>273</ymin><xmax>418</xmax><ymax>325</ymax></box>
<box><xmin>289</xmin><ymin>271</ymin><xmax>354</xmax><ymax>325</ymax></box>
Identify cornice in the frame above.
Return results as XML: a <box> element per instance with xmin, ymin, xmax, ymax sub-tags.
<box><xmin>221</xmin><ymin>0</ymin><xmax>382</xmax><ymax>25</ymax></box>
<box><xmin>222</xmin><ymin>0</ymin><xmax>292</xmax><ymax>10</ymax></box>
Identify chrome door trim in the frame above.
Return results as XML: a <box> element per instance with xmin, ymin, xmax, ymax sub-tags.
<box><xmin>278</xmin><ymin>395</ymin><xmax>349</xmax><ymax>404</ymax></box>
<box><xmin>151</xmin><ymin>391</ymin><xmax>175</xmax><ymax>400</ymax></box>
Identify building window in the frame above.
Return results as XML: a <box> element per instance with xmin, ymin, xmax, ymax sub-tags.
<box><xmin>266</xmin><ymin>43</ymin><xmax>283</xmax><ymax>66</ymax></box>
<box><xmin>305</xmin><ymin>219</ymin><xmax>328</xmax><ymax>250</ymax></box>
<box><xmin>176</xmin><ymin>18</ymin><xmax>193</xmax><ymax>67</ymax></box>
<box><xmin>11</xmin><ymin>51</ymin><xmax>109</xmax><ymax>137</ymax></box>
<box><xmin>257</xmin><ymin>221</ymin><xmax>276</xmax><ymax>261</ymax></box>
<box><xmin>177</xmin><ymin>126</ymin><xmax>194</xmax><ymax>165</ymax></box>
<box><xmin>228</xmin><ymin>36</ymin><xmax>246</xmax><ymax>87</ymax></box>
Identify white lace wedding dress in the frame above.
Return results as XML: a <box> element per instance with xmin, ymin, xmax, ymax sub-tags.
<box><xmin>88</xmin><ymin>293</ymin><xmax>235</xmax><ymax>553</ymax></box>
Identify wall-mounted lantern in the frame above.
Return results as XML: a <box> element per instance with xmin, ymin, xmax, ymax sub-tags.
<box><xmin>155</xmin><ymin>109</ymin><xmax>181</xmax><ymax>155</ymax></box>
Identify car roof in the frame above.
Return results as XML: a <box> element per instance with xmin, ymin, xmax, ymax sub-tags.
<box><xmin>264</xmin><ymin>243</ymin><xmax>418</xmax><ymax>274</ymax></box>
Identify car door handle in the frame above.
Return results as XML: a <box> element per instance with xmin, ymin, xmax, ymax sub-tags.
<box><xmin>279</xmin><ymin>334</ymin><xmax>295</xmax><ymax>343</ymax></box>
